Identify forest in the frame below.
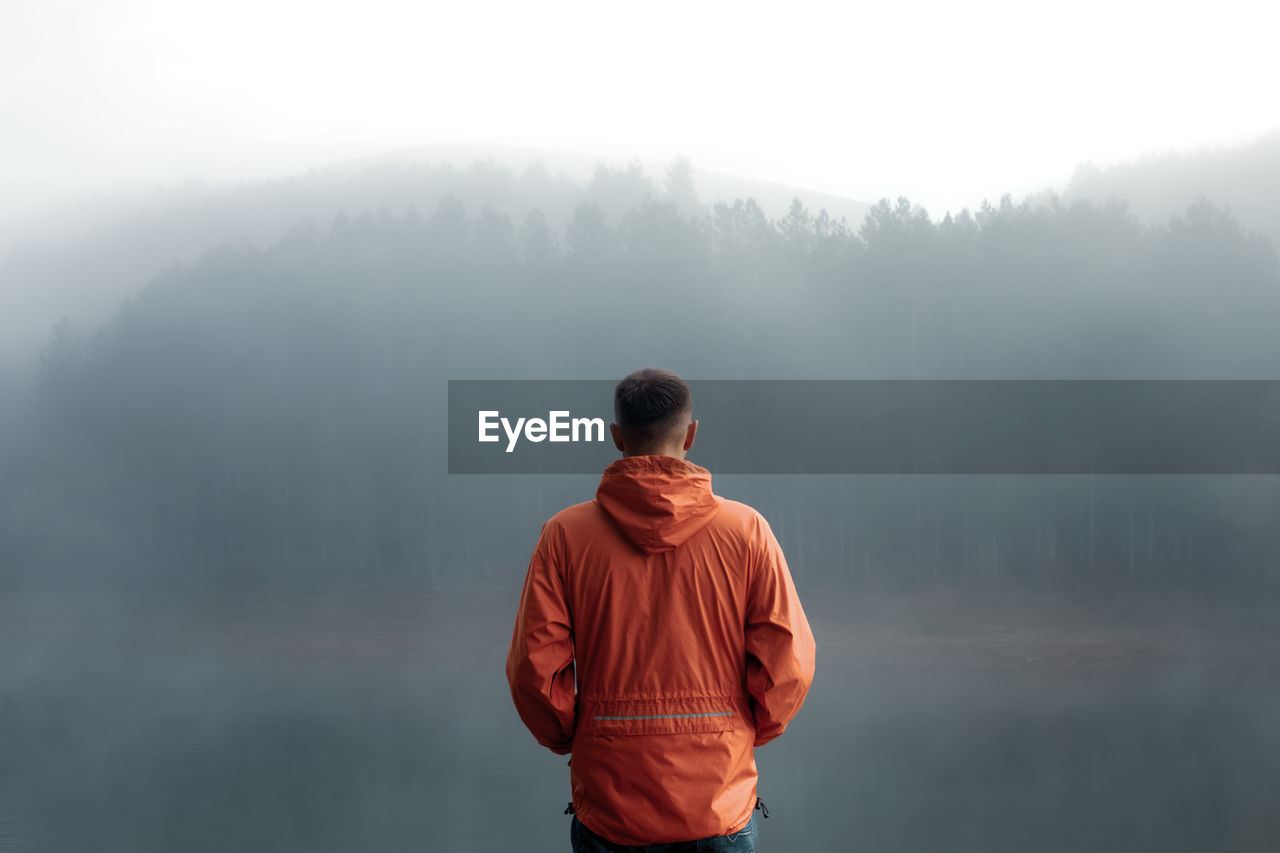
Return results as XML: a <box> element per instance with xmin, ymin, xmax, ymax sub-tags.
<box><xmin>4</xmin><ymin>157</ymin><xmax>1280</xmax><ymax>599</ymax></box>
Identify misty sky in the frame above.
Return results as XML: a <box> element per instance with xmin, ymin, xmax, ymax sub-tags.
<box><xmin>3</xmin><ymin>0</ymin><xmax>1278</xmax><ymax>223</ymax></box>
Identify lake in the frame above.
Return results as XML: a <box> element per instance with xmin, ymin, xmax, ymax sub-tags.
<box><xmin>2</xmin><ymin>584</ymin><xmax>1277</xmax><ymax>851</ymax></box>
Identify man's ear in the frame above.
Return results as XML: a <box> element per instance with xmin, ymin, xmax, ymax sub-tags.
<box><xmin>609</xmin><ymin>423</ymin><xmax>626</xmax><ymax>453</ymax></box>
<box><xmin>683</xmin><ymin>420</ymin><xmax>698</xmax><ymax>452</ymax></box>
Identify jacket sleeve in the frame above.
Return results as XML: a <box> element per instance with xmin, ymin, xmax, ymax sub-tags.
<box><xmin>505</xmin><ymin>520</ymin><xmax>576</xmax><ymax>755</ymax></box>
<box><xmin>744</xmin><ymin>513</ymin><xmax>816</xmax><ymax>747</ymax></box>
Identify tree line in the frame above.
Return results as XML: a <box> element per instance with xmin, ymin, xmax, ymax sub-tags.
<box><xmin>4</xmin><ymin>167</ymin><xmax>1280</xmax><ymax>597</ymax></box>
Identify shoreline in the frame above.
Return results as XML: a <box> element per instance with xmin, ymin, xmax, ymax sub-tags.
<box><xmin>3</xmin><ymin>581</ymin><xmax>1278</xmax><ymax>676</ymax></box>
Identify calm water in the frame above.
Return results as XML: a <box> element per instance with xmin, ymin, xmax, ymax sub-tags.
<box><xmin>2</xmin><ymin>588</ymin><xmax>1278</xmax><ymax>852</ymax></box>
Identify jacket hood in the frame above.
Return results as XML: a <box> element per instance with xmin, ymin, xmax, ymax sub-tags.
<box><xmin>594</xmin><ymin>455</ymin><xmax>724</xmax><ymax>554</ymax></box>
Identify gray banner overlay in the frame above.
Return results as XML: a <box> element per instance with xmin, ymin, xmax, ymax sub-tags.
<box><xmin>448</xmin><ymin>380</ymin><xmax>1280</xmax><ymax>474</ymax></box>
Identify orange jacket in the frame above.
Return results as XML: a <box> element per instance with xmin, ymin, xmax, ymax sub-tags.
<box><xmin>506</xmin><ymin>455</ymin><xmax>816</xmax><ymax>845</ymax></box>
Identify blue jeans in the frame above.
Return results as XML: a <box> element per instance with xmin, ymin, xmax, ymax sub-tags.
<box><xmin>570</xmin><ymin>814</ymin><xmax>757</xmax><ymax>852</ymax></box>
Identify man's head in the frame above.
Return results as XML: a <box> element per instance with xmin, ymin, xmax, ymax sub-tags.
<box><xmin>610</xmin><ymin>367</ymin><xmax>698</xmax><ymax>458</ymax></box>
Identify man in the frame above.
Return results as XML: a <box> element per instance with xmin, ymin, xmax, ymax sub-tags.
<box><xmin>506</xmin><ymin>367</ymin><xmax>816</xmax><ymax>852</ymax></box>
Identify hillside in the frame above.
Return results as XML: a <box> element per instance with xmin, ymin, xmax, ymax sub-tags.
<box><xmin>1063</xmin><ymin>128</ymin><xmax>1280</xmax><ymax>248</ymax></box>
<box><xmin>0</xmin><ymin>144</ymin><xmax>871</xmax><ymax>382</ymax></box>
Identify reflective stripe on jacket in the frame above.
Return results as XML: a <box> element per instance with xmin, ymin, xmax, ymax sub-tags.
<box><xmin>505</xmin><ymin>454</ymin><xmax>816</xmax><ymax>845</ymax></box>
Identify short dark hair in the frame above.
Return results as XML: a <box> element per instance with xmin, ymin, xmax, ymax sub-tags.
<box><xmin>614</xmin><ymin>367</ymin><xmax>692</xmax><ymax>444</ymax></box>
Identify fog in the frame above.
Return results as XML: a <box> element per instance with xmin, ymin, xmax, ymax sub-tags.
<box><xmin>1063</xmin><ymin>130</ymin><xmax>1280</xmax><ymax>247</ymax></box>
<box><xmin>5</xmin><ymin>154</ymin><xmax>1280</xmax><ymax>849</ymax></box>
<box><xmin>0</xmin><ymin>148</ymin><xmax>870</xmax><ymax>386</ymax></box>
<box><xmin>5</xmin><ymin>2</ymin><xmax>1280</xmax><ymax>851</ymax></box>
<box><xmin>5</xmin><ymin>0</ymin><xmax>1279</xmax><ymax>221</ymax></box>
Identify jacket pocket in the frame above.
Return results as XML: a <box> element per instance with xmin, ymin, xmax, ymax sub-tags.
<box><xmin>583</xmin><ymin>695</ymin><xmax>740</xmax><ymax>736</ymax></box>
